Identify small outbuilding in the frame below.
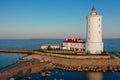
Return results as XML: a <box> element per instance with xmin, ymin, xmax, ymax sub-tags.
<box><xmin>41</xmin><ymin>44</ymin><xmax>60</xmax><ymax>50</ymax></box>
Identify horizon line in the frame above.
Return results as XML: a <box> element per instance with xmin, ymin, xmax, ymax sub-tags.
<box><xmin>0</xmin><ymin>38</ymin><xmax>119</xmax><ymax>40</ymax></box>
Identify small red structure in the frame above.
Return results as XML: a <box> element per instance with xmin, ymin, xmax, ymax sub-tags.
<box><xmin>63</xmin><ymin>38</ymin><xmax>85</xmax><ymax>43</ymax></box>
<box><xmin>91</xmin><ymin>7</ymin><xmax>96</xmax><ymax>11</ymax></box>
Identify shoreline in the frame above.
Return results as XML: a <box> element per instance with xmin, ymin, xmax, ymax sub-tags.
<box><xmin>0</xmin><ymin>57</ymin><xmax>54</xmax><ymax>80</ymax></box>
<box><xmin>0</xmin><ymin>50</ymin><xmax>120</xmax><ymax>79</ymax></box>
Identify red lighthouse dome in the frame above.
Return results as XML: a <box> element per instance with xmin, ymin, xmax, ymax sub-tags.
<box><xmin>91</xmin><ymin>7</ymin><xmax>96</xmax><ymax>11</ymax></box>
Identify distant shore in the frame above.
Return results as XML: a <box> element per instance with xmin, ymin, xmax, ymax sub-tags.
<box><xmin>0</xmin><ymin>49</ymin><xmax>120</xmax><ymax>80</ymax></box>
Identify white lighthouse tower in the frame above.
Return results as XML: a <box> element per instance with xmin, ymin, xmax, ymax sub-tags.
<box><xmin>86</xmin><ymin>7</ymin><xmax>103</xmax><ymax>54</ymax></box>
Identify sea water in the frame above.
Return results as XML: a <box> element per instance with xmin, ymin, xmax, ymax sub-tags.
<box><xmin>0</xmin><ymin>39</ymin><xmax>120</xmax><ymax>80</ymax></box>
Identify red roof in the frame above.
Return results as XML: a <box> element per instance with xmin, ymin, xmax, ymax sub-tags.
<box><xmin>63</xmin><ymin>38</ymin><xmax>85</xmax><ymax>43</ymax></box>
<box><xmin>91</xmin><ymin>7</ymin><xmax>96</xmax><ymax>11</ymax></box>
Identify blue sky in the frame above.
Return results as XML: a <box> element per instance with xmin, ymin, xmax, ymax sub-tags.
<box><xmin>0</xmin><ymin>0</ymin><xmax>120</xmax><ymax>39</ymax></box>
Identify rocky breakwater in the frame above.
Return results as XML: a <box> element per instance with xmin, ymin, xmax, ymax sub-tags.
<box><xmin>53</xmin><ymin>54</ymin><xmax>120</xmax><ymax>72</ymax></box>
<box><xmin>54</xmin><ymin>63</ymin><xmax>120</xmax><ymax>72</ymax></box>
<box><xmin>24</xmin><ymin>53</ymin><xmax>120</xmax><ymax>73</ymax></box>
<box><xmin>0</xmin><ymin>56</ymin><xmax>55</xmax><ymax>80</ymax></box>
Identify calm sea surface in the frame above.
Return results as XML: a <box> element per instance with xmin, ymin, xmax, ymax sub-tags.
<box><xmin>0</xmin><ymin>39</ymin><xmax>120</xmax><ymax>80</ymax></box>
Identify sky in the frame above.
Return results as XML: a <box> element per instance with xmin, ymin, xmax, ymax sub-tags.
<box><xmin>0</xmin><ymin>0</ymin><xmax>120</xmax><ymax>39</ymax></box>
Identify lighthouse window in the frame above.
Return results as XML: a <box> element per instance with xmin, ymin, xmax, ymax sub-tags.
<box><xmin>89</xmin><ymin>31</ymin><xmax>90</xmax><ymax>34</ymax></box>
<box><xmin>89</xmin><ymin>37</ymin><xmax>90</xmax><ymax>40</ymax></box>
<box><xmin>99</xmin><ymin>18</ymin><xmax>101</xmax><ymax>21</ymax></box>
<box><xmin>99</xmin><ymin>24</ymin><xmax>100</xmax><ymax>27</ymax></box>
<box><xmin>99</xmin><ymin>31</ymin><xmax>101</xmax><ymax>34</ymax></box>
<box><xmin>89</xmin><ymin>19</ymin><xmax>90</xmax><ymax>22</ymax></box>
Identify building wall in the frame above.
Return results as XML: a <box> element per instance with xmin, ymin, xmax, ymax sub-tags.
<box><xmin>41</xmin><ymin>45</ymin><xmax>48</xmax><ymax>49</ymax></box>
<box><xmin>50</xmin><ymin>45</ymin><xmax>60</xmax><ymax>49</ymax></box>
<box><xmin>41</xmin><ymin>45</ymin><xmax>60</xmax><ymax>50</ymax></box>
<box><xmin>62</xmin><ymin>42</ymin><xmax>85</xmax><ymax>51</ymax></box>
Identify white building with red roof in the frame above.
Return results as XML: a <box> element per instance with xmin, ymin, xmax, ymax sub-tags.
<box><xmin>61</xmin><ymin>38</ymin><xmax>85</xmax><ymax>51</ymax></box>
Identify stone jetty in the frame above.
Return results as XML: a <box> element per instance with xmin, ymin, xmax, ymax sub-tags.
<box><xmin>23</xmin><ymin>53</ymin><xmax>120</xmax><ymax>72</ymax></box>
<box><xmin>0</xmin><ymin>50</ymin><xmax>120</xmax><ymax>80</ymax></box>
<box><xmin>0</xmin><ymin>49</ymin><xmax>34</xmax><ymax>54</ymax></box>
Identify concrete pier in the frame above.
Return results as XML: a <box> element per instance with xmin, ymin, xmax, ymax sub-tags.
<box><xmin>0</xmin><ymin>49</ymin><xmax>34</xmax><ymax>54</ymax></box>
